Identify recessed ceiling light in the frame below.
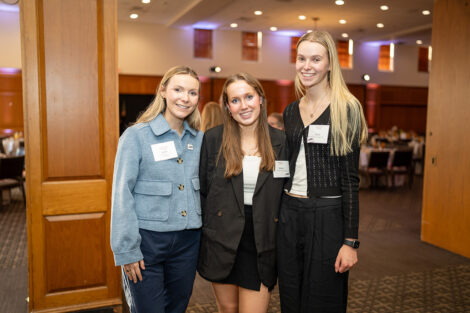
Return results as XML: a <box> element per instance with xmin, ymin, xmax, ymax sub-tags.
<box><xmin>298</xmin><ymin>15</ymin><xmax>306</xmax><ymax>20</ymax></box>
<box><xmin>339</xmin><ymin>19</ymin><xmax>347</xmax><ymax>24</ymax></box>
<box><xmin>129</xmin><ymin>13</ymin><xmax>139</xmax><ymax>19</ymax></box>
<box><xmin>230</xmin><ymin>23</ymin><xmax>238</xmax><ymax>28</ymax></box>
<box><xmin>342</xmin><ymin>33</ymin><xmax>349</xmax><ymax>38</ymax></box>
<box><xmin>380</xmin><ymin>5</ymin><xmax>389</xmax><ymax>11</ymax></box>
<box><xmin>377</xmin><ymin>23</ymin><xmax>384</xmax><ymax>28</ymax></box>
<box><xmin>254</xmin><ymin>10</ymin><xmax>263</xmax><ymax>15</ymax></box>
<box><xmin>416</xmin><ymin>40</ymin><xmax>423</xmax><ymax>45</ymax></box>
<box><xmin>307</xmin><ymin>29</ymin><xmax>313</xmax><ymax>33</ymax></box>
<box><xmin>422</xmin><ymin>10</ymin><xmax>431</xmax><ymax>15</ymax></box>
<box><xmin>142</xmin><ymin>0</ymin><xmax>150</xmax><ymax>3</ymax></box>
<box><xmin>362</xmin><ymin>74</ymin><xmax>371</xmax><ymax>81</ymax></box>
<box><xmin>335</xmin><ymin>0</ymin><xmax>345</xmax><ymax>5</ymax></box>
<box><xmin>270</xmin><ymin>26</ymin><xmax>278</xmax><ymax>31</ymax></box>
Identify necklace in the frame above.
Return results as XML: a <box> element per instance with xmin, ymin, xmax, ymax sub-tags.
<box><xmin>304</xmin><ymin>93</ymin><xmax>329</xmax><ymax>119</ymax></box>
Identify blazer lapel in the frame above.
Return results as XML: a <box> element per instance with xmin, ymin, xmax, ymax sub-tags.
<box><xmin>231</xmin><ymin>172</ymin><xmax>245</xmax><ymax>216</ymax></box>
<box><xmin>253</xmin><ymin>170</ymin><xmax>270</xmax><ymax>197</ymax></box>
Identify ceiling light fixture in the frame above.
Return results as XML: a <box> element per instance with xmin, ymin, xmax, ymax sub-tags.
<box><xmin>342</xmin><ymin>33</ymin><xmax>349</xmax><ymax>38</ymax></box>
<box><xmin>254</xmin><ymin>10</ymin><xmax>263</xmax><ymax>15</ymax></box>
<box><xmin>307</xmin><ymin>30</ymin><xmax>313</xmax><ymax>33</ymax></box>
<box><xmin>298</xmin><ymin>15</ymin><xmax>306</xmax><ymax>20</ymax></box>
<box><xmin>270</xmin><ymin>26</ymin><xmax>278</xmax><ymax>31</ymax></box>
<box><xmin>335</xmin><ymin>0</ymin><xmax>345</xmax><ymax>5</ymax></box>
<box><xmin>129</xmin><ymin>12</ymin><xmax>139</xmax><ymax>19</ymax></box>
<box><xmin>377</xmin><ymin>23</ymin><xmax>384</xmax><ymax>28</ymax></box>
<box><xmin>362</xmin><ymin>74</ymin><xmax>371</xmax><ymax>82</ymax></box>
<box><xmin>416</xmin><ymin>40</ymin><xmax>423</xmax><ymax>45</ymax></box>
<box><xmin>230</xmin><ymin>23</ymin><xmax>238</xmax><ymax>28</ymax></box>
<box><xmin>380</xmin><ymin>5</ymin><xmax>389</xmax><ymax>11</ymax></box>
<box><xmin>422</xmin><ymin>10</ymin><xmax>431</xmax><ymax>15</ymax></box>
<box><xmin>141</xmin><ymin>0</ymin><xmax>150</xmax><ymax>3</ymax></box>
<box><xmin>339</xmin><ymin>19</ymin><xmax>347</xmax><ymax>24</ymax></box>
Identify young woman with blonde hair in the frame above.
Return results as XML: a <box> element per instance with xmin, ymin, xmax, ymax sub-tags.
<box><xmin>201</xmin><ymin>101</ymin><xmax>223</xmax><ymax>132</ymax></box>
<box><xmin>198</xmin><ymin>73</ymin><xmax>288</xmax><ymax>313</ymax></box>
<box><xmin>111</xmin><ymin>66</ymin><xmax>204</xmax><ymax>313</ymax></box>
<box><xmin>278</xmin><ymin>30</ymin><xmax>367</xmax><ymax>313</ymax></box>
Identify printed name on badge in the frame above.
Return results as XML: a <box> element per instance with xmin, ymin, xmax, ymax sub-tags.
<box><xmin>151</xmin><ymin>141</ymin><xmax>178</xmax><ymax>162</ymax></box>
<box><xmin>307</xmin><ymin>125</ymin><xmax>329</xmax><ymax>144</ymax></box>
<box><xmin>273</xmin><ymin>160</ymin><xmax>290</xmax><ymax>178</ymax></box>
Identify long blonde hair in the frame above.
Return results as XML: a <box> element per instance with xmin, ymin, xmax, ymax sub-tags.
<box><xmin>201</xmin><ymin>101</ymin><xmax>223</xmax><ymax>132</ymax></box>
<box><xmin>295</xmin><ymin>31</ymin><xmax>367</xmax><ymax>155</ymax></box>
<box><xmin>136</xmin><ymin>66</ymin><xmax>201</xmax><ymax>130</ymax></box>
<box><xmin>220</xmin><ymin>73</ymin><xmax>275</xmax><ymax>178</ymax></box>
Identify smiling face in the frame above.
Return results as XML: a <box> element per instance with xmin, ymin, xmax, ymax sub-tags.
<box><xmin>161</xmin><ymin>74</ymin><xmax>200</xmax><ymax>125</ymax></box>
<box><xmin>296</xmin><ymin>41</ymin><xmax>330</xmax><ymax>89</ymax></box>
<box><xmin>226</xmin><ymin>80</ymin><xmax>262</xmax><ymax>128</ymax></box>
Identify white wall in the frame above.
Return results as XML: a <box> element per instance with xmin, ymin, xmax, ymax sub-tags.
<box><xmin>0</xmin><ymin>11</ymin><xmax>429</xmax><ymax>87</ymax></box>
<box><xmin>0</xmin><ymin>10</ymin><xmax>22</xmax><ymax>69</ymax></box>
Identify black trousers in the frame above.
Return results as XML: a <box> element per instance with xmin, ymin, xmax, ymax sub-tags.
<box><xmin>277</xmin><ymin>193</ymin><xmax>348</xmax><ymax>313</ymax></box>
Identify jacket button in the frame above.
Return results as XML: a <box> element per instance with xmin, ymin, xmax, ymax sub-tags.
<box><xmin>178</xmin><ymin>184</ymin><xmax>184</xmax><ymax>190</ymax></box>
<box><xmin>217</xmin><ymin>210</ymin><xmax>222</xmax><ymax>217</ymax></box>
<box><xmin>274</xmin><ymin>217</ymin><xmax>279</xmax><ymax>222</ymax></box>
<box><xmin>177</xmin><ymin>158</ymin><xmax>183</xmax><ymax>164</ymax></box>
<box><xmin>181</xmin><ymin>210</ymin><xmax>187</xmax><ymax>217</ymax></box>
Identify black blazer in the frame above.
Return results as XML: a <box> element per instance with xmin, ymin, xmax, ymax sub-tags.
<box><xmin>197</xmin><ymin>125</ymin><xmax>288</xmax><ymax>288</ymax></box>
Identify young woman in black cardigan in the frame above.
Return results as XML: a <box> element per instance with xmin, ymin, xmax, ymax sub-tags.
<box><xmin>278</xmin><ymin>30</ymin><xmax>367</xmax><ymax>313</ymax></box>
<box><xmin>198</xmin><ymin>73</ymin><xmax>288</xmax><ymax>313</ymax></box>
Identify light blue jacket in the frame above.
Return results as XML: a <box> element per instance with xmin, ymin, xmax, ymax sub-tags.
<box><xmin>110</xmin><ymin>114</ymin><xmax>203</xmax><ymax>266</ymax></box>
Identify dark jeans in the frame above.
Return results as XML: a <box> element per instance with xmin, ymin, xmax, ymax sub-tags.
<box><xmin>277</xmin><ymin>194</ymin><xmax>348</xmax><ymax>313</ymax></box>
<box><xmin>125</xmin><ymin>228</ymin><xmax>201</xmax><ymax>313</ymax></box>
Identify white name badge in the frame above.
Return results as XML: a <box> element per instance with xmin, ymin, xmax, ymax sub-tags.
<box><xmin>151</xmin><ymin>141</ymin><xmax>178</xmax><ymax>162</ymax></box>
<box><xmin>273</xmin><ymin>160</ymin><xmax>290</xmax><ymax>178</ymax></box>
<box><xmin>307</xmin><ymin>125</ymin><xmax>330</xmax><ymax>144</ymax></box>
<box><xmin>187</xmin><ymin>143</ymin><xmax>194</xmax><ymax>150</ymax></box>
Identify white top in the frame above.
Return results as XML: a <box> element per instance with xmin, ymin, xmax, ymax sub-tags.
<box><xmin>289</xmin><ymin>140</ymin><xmax>308</xmax><ymax>196</ymax></box>
<box><xmin>243</xmin><ymin>155</ymin><xmax>261</xmax><ymax>205</ymax></box>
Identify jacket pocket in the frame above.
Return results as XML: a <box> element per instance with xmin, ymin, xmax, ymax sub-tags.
<box><xmin>192</xmin><ymin>177</ymin><xmax>201</xmax><ymax>215</ymax></box>
<box><xmin>134</xmin><ymin>180</ymin><xmax>172</xmax><ymax>221</ymax></box>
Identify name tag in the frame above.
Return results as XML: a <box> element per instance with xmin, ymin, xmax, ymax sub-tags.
<box><xmin>307</xmin><ymin>125</ymin><xmax>329</xmax><ymax>144</ymax></box>
<box><xmin>151</xmin><ymin>141</ymin><xmax>178</xmax><ymax>162</ymax></box>
<box><xmin>273</xmin><ymin>160</ymin><xmax>290</xmax><ymax>178</ymax></box>
<box><xmin>187</xmin><ymin>143</ymin><xmax>194</xmax><ymax>150</ymax></box>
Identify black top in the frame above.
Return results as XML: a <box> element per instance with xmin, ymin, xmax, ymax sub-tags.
<box><xmin>283</xmin><ymin>100</ymin><xmax>360</xmax><ymax>239</ymax></box>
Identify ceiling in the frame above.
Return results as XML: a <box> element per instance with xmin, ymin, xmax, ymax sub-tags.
<box><xmin>117</xmin><ymin>0</ymin><xmax>434</xmax><ymax>45</ymax></box>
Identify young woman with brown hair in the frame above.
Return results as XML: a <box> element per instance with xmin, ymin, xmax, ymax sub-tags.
<box><xmin>197</xmin><ymin>73</ymin><xmax>288</xmax><ymax>313</ymax></box>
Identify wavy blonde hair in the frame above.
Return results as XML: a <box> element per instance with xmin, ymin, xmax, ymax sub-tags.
<box><xmin>201</xmin><ymin>101</ymin><xmax>223</xmax><ymax>132</ymax></box>
<box><xmin>136</xmin><ymin>66</ymin><xmax>201</xmax><ymax>130</ymax></box>
<box><xmin>295</xmin><ymin>30</ymin><xmax>367</xmax><ymax>155</ymax></box>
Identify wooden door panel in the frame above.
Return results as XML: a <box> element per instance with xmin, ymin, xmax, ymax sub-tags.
<box><xmin>421</xmin><ymin>0</ymin><xmax>470</xmax><ymax>258</ymax></box>
<box><xmin>42</xmin><ymin>0</ymin><xmax>102</xmax><ymax>179</ymax></box>
<box><xmin>42</xmin><ymin>180</ymin><xmax>107</xmax><ymax>215</ymax></box>
<box><xmin>45</xmin><ymin>213</ymin><xmax>106</xmax><ymax>293</ymax></box>
<box><xmin>21</xmin><ymin>0</ymin><xmax>121</xmax><ymax>311</ymax></box>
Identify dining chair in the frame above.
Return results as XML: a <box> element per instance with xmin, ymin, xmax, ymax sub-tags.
<box><xmin>390</xmin><ymin>149</ymin><xmax>414</xmax><ymax>188</ymax></box>
<box><xmin>366</xmin><ymin>150</ymin><xmax>390</xmax><ymax>188</ymax></box>
<box><xmin>0</xmin><ymin>155</ymin><xmax>26</xmax><ymax>210</ymax></box>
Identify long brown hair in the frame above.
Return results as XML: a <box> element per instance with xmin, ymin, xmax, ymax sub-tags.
<box><xmin>219</xmin><ymin>73</ymin><xmax>275</xmax><ymax>178</ymax></box>
<box><xmin>295</xmin><ymin>31</ymin><xmax>367</xmax><ymax>155</ymax></box>
<box><xmin>136</xmin><ymin>66</ymin><xmax>201</xmax><ymax>130</ymax></box>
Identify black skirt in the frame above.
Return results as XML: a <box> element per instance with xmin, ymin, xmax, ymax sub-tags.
<box><xmin>216</xmin><ymin>205</ymin><xmax>269</xmax><ymax>291</ymax></box>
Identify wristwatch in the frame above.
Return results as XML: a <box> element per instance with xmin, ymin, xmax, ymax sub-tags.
<box><xmin>343</xmin><ymin>239</ymin><xmax>360</xmax><ymax>249</ymax></box>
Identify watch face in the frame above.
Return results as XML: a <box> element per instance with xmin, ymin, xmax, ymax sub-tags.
<box><xmin>353</xmin><ymin>241</ymin><xmax>360</xmax><ymax>249</ymax></box>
